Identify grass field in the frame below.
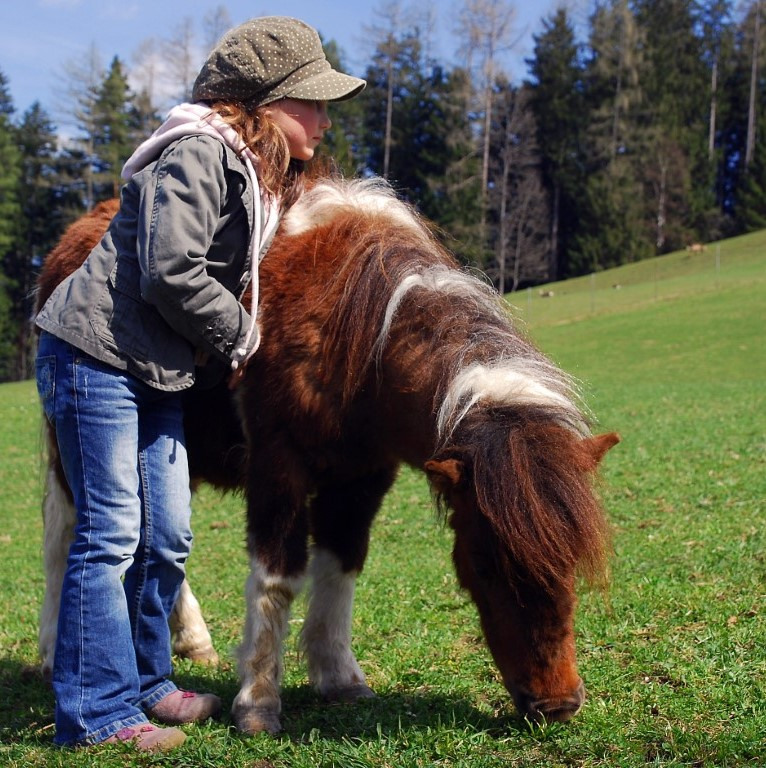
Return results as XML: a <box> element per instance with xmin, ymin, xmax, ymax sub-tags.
<box><xmin>0</xmin><ymin>231</ymin><xmax>764</xmax><ymax>766</ymax></box>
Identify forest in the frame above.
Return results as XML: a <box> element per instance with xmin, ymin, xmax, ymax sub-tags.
<box><xmin>0</xmin><ymin>0</ymin><xmax>764</xmax><ymax>382</ymax></box>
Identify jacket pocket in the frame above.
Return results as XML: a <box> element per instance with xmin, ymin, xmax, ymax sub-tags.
<box><xmin>92</xmin><ymin>257</ymin><xmax>160</xmax><ymax>360</ymax></box>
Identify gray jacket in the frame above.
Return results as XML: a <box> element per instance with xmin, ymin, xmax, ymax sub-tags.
<box><xmin>37</xmin><ymin>135</ymin><xmax>265</xmax><ymax>391</ymax></box>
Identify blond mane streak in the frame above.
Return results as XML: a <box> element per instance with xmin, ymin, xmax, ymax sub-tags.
<box><xmin>283</xmin><ymin>178</ymin><xmax>428</xmax><ymax>239</ymax></box>
<box><xmin>369</xmin><ymin>261</ymin><xmax>585</xmax><ymax>441</ymax></box>
<box><xmin>372</xmin><ymin>266</ymin><xmax>503</xmax><ymax>361</ymax></box>
<box><xmin>437</xmin><ymin>361</ymin><xmax>586</xmax><ymax>441</ymax></box>
<box><xmin>287</xmin><ymin>177</ymin><xmax>587</xmax><ymax>443</ymax></box>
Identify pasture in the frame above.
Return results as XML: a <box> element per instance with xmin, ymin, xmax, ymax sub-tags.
<box><xmin>1</xmin><ymin>230</ymin><xmax>764</xmax><ymax>767</ymax></box>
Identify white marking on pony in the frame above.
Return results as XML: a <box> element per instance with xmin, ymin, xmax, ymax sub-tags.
<box><xmin>300</xmin><ymin>548</ymin><xmax>367</xmax><ymax>696</ymax></box>
<box><xmin>283</xmin><ymin>177</ymin><xmax>427</xmax><ymax>239</ymax></box>
<box><xmin>233</xmin><ymin>558</ymin><xmax>304</xmax><ymax>715</ymax></box>
<box><xmin>169</xmin><ymin>579</ymin><xmax>218</xmax><ymax>664</ymax></box>
<box><xmin>437</xmin><ymin>361</ymin><xmax>583</xmax><ymax>440</ymax></box>
<box><xmin>373</xmin><ymin>265</ymin><xmax>506</xmax><ymax>361</ymax></box>
<box><xmin>39</xmin><ymin>463</ymin><xmax>75</xmax><ymax>677</ymax></box>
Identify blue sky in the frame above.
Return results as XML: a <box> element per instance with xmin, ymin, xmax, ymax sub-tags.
<box><xmin>1</xmin><ymin>0</ymin><xmax>564</xmax><ymax>127</ymax></box>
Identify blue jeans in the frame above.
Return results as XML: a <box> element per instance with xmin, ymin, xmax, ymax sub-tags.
<box><xmin>36</xmin><ymin>332</ymin><xmax>193</xmax><ymax>746</ymax></box>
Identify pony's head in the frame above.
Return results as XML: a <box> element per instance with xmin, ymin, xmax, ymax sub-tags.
<box><xmin>427</xmin><ymin>412</ymin><xmax>618</xmax><ymax>723</ymax></box>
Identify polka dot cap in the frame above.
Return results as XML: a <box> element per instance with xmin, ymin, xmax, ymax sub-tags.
<box><xmin>192</xmin><ymin>16</ymin><xmax>366</xmax><ymax>106</ymax></box>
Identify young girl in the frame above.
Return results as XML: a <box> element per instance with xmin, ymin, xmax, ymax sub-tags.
<box><xmin>35</xmin><ymin>16</ymin><xmax>365</xmax><ymax>752</ymax></box>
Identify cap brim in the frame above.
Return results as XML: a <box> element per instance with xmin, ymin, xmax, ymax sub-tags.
<box><xmin>281</xmin><ymin>70</ymin><xmax>366</xmax><ymax>102</ymax></box>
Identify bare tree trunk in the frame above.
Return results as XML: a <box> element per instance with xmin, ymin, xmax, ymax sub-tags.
<box><xmin>746</xmin><ymin>0</ymin><xmax>761</xmax><ymax>168</ymax></box>
<box><xmin>497</xmin><ymin>131</ymin><xmax>510</xmax><ymax>294</ymax></box>
<box><xmin>656</xmin><ymin>160</ymin><xmax>667</xmax><ymax>251</ymax></box>
<box><xmin>168</xmin><ymin>17</ymin><xmax>197</xmax><ymax>102</ymax></box>
<box><xmin>549</xmin><ymin>182</ymin><xmax>560</xmax><ymax>280</ymax></box>
<box><xmin>203</xmin><ymin>5</ymin><xmax>232</xmax><ymax>52</ymax></box>
<box><xmin>455</xmin><ymin>0</ymin><xmax>516</xmax><ymax>260</ymax></box>
<box><xmin>708</xmin><ymin>56</ymin><xmax>718</xmax><ymax>161</ymax></box>
<box><xmin>367</xmin><ymin>2</ymin><xmax>406</xmax><ymax>181</ymax></box>
<box><xmin>480</xmin><ymin>52</ymin><xmax>495</xmax><ymax>241</ymax></box>
<box><xmin>384</xmin><ymin>50</ymin><xmax>394</xmax><ymax>179</ymax></box>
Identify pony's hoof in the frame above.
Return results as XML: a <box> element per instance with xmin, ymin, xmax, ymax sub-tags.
<box><xmin>232</xmin><ymin>705</ymin><xmax>282</xmax><ymax>735</ymax></box>
<box><xmin>183</xmin><ymin>647</ymin><xmax>220</xmax><ymax>666</ymax></box>
<box><xmin>173</xmin><ymin>643</ymin><xmax>219</xmax><ymax>666</ymax></box>
<box><xmin>40</xmin><ymin>663</ymin><xmax>53</xmax><ymax>686</ymax></box>
<box><xmin>323</xmin><ymin>683</ymin><xmax>376</xmax><ymax>703</ymax></box>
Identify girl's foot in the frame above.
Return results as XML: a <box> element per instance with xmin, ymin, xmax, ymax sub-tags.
<box><xmin>147</xmin><ymin>688</ymin><xmax>222</xmax><ymax>724</ymax></box>
<box><xmin>102</xmin><ymin>723</ymin><xmax>186</xmax><ymax>751</ymax></box>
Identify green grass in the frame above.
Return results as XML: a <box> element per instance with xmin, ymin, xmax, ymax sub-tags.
<box><xmin>1</xmin><ymin>232</ymin><xmax>764</xmax><ymax>766</ymax></box>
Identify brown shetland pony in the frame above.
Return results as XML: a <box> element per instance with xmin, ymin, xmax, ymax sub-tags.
<box><xmin>36</xmin><ymin>177</ymin><xmax>618</xmax><ymax>734</ymax></box>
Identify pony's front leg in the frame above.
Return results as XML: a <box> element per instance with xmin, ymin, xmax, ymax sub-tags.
<box><xmin>301</xmin><ymin>547</ymin><xmax>374</xmax><ymax>701</ymax></box>
<box><xmin>231</xmin><ymin>557</ymin><xmax>305</xmax><ymax>734</ymax></box>
<box><xmin>169</xmin><ymin>579</ymin><xmax>219</xmax><ymax>665</ymax></box>
<box><xmin>39</xmin><ymin>458</ymin><xmax>74</xmax><ymax>679</ymax></box>
<box><xmin>302</xmin><ymin>468</ymin><xmax>397</xmax><ymax>702</ymax></box>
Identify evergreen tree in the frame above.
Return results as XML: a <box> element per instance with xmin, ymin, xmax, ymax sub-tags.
<box><xmin>696</xmin><ymin>0</ymin><xmax>737</xmax><ymax>235</ymax></box>
<box><xmin>633</xmin><ymin>0</ymin><xmax>712</xmax><ymax>251</ymax></box>
<box><xmin>0</xmin><ymin>71</ymin><xmax>22</xmax><ymax>380</ymax></box>
<box><xmin>0</xmin><ymin>72</ymin><xmax>20</xmax><ymax>261</ymax></box>
<box><xmin>571</xmin><ymin>0</ymin><xmax>651</xmax><ymax>271</ymax></box>
<box><xmin>92</xmin><ymin>57</ymin><xmax>140</xmax><ymax>200</ymax></box>
<box><xmin>421</xmin><ymin>65</ymin><xmax>483</xmax><ymax>269</ymax></box>
<box><xmin>315</xmin><ymin>39</ymin><xmax>368</xmax><ymax>176</ymax></box>
<box><xmin>725</xmin><ymin>1</ymin><xmax>766</xmax><ymax>229</ymax></box>
<box><xmin>62</xmin><ymin>43</ymin><xmax>105</xmax><ymax>210</ymax></box>
<box><xmin>10</xmin><ymin>104</ymin><xmax>62</xmax><ymax>379</ymax></box>
<box><xmin>526</xmin><ymin>7</ymin><xmax>587</xmax><ymax>279</ymax></box>
<box><xmin>736</xmin><ymin>113</ymin><xmax>766</xmax><ymax>230</ymax></box>
<box><xmin>362</xmin><ymin>28</ymin><xmax>422</xmax><ymax>184</ymax></box>
<box><xmin>361</xmin><ymin>27</ymin><xmax>483</xmax><ymax>265</ymax></box>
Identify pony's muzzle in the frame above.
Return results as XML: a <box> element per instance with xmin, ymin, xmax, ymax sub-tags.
<box><xmin>515</xmin><ymin>679</ymin><xmax>586</xmax><ymax>723</ymax></box>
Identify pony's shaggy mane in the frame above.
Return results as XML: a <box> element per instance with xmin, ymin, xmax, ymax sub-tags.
<box><xmin>278</xmin><ymin>177</ymin><xmax>606</xmax><ymax>592</ymax></box>
<box><xmin>440</xmin><ymin>407</ymin><xmax>610</xmax><ymax>592</ymax></box>
<box><xmin>283</xmin><ymin>178</ymin><xmax>587</xmax><ymax>442</ymax></box>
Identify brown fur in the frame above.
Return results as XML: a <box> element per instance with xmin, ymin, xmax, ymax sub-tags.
<box><xmin>37</xmin><ymin>178</ymin><xmax>619</xmax><ymax>724</ymax></box>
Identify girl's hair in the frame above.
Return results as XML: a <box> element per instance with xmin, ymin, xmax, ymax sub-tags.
<box><xmin>208</xmin><ymin>100</ymin><xmax>306</xmax><ymax>210</ymax></box>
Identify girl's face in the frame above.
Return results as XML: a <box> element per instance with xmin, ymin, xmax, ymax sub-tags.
<box><xmin>265</xmin><ymin>99</ymin><xmax>332</xmax><ymax>161</ymax></box>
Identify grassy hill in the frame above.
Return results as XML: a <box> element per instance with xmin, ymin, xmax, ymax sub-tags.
<box><xmin>0</xmin><ymin>233</ymin><xmax>764</xmax><ymax>766</ymax></box>
<box><xmin>509</xmin><ymin>227</ymin><xmax>765</xmax><ymax>330</ymax></box>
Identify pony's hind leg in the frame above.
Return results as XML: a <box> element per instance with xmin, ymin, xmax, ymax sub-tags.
<box><xmin>39</xmin><ymin>453</ymin><xmax>75</xmax><ymax>680</ymax></box>
<box><xmin>169</xmin><ymin>579</ymin><xmax>219</xmax><ymax>665</ymax></box>
<box><xmin>302</xmin><ymin>467</ymin><xmax>397</xmax><ymax>702</ymax></box>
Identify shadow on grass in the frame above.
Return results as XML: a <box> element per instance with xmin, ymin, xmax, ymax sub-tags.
<box><xmin>0</xmin><ymin>657</ymin><xmax>55</xmax><ymax>743</ymax></box>
<box><xmin>174</xmin><ymin>667</ymin><xmax>526</xmax><ymax>743</ymax></box>
<box><xmin>0</xmin><ymin>658</ymin><xmax>526</xmax><ymax>748</ymax></box>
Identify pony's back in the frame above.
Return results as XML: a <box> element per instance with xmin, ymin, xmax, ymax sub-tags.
<box><xmin>35</xmin><ymin>199</ymin><xmax>120</xmax><ymax>314</ymax></box>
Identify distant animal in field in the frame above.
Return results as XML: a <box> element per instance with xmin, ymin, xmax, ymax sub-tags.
<box><xmin>36</xmin><ymin>176</ymin><xmax>619</xmax><ymax>734</ymax></box>
<box><xmin>686</xmin><ymin>243</ymin><xmax>706</xmax><ymax>253</ymax></box>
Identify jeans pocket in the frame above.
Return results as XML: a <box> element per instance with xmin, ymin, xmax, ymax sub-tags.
<box><xmin>36</xmin><ymin>355</ymin><xmax>56</xmax><ymax>423</ymax></box>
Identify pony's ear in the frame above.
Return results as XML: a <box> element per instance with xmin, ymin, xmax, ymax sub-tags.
<box><xmin>425</xmin><ymin>458</ymin><xmax>465</xmax><ymax>493</ymax></box>
<box><xmin>583</xmin><ymin>432</ymin><xmax>620</xmax><ymax>468</ymax></box>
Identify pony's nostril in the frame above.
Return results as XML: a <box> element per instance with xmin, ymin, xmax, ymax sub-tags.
<box><xmin>517</xmin><ymin>680</ymin><xmax>586</xmax><ymax>723</ymax></box>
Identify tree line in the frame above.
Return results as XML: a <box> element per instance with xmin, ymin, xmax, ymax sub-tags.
<box><xmin>0</xmin><ymin>0</ymin><xmax>764</xmax><ymax>382</ymax></box>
